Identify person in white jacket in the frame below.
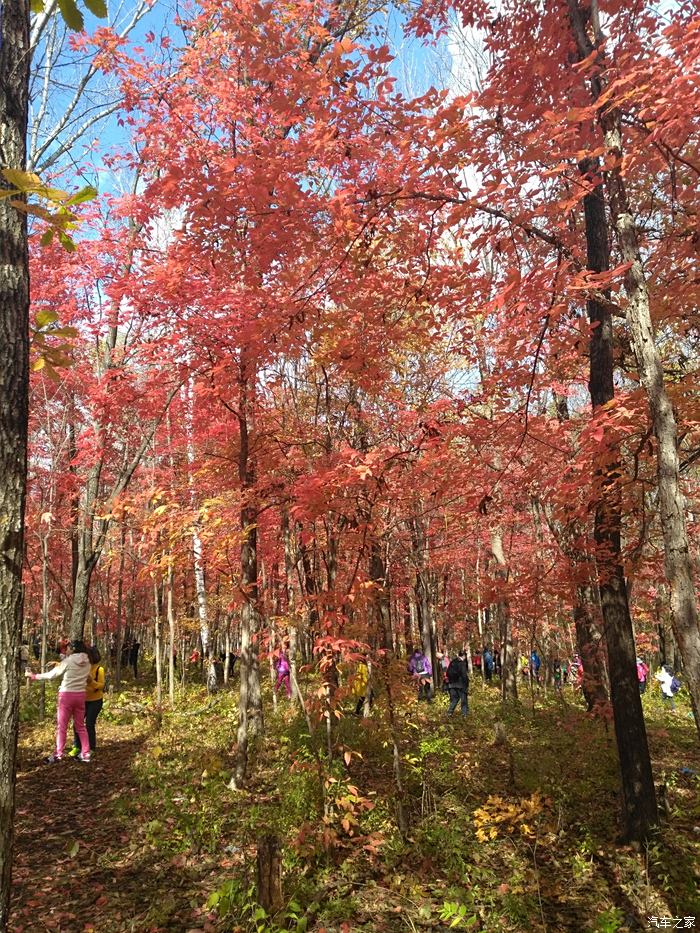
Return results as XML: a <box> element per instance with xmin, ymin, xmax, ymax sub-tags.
<box><xmin>655</xmin><ymin>665</ymin><xmax>676</xmax><ymax>711</ymax></box>
<box><xmin>26</xmin><ymin>639</ymin><xmax>92</xmax><ymax>762</ymax></box>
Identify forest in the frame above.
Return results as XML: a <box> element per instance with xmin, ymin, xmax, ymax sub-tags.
<box><xmin>0</xmin><ymin>0</ymin><xmax>699</xmax><ymax>930</ymax></box>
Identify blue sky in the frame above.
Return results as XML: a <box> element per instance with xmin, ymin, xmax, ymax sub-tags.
<box><xmin>33</xmin><ymin>0</ymin><xmax>448</xmax><ymax>192</ymax></box>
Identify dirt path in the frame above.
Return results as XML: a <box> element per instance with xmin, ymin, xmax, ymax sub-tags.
<box><xmin>10</xmin><ymin>722</ymin><xmax>153</xmax><ymax>932</ymax></box>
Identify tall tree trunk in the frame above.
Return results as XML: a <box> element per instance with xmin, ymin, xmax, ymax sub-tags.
<box><xmin>233</xmin><ymin>358</ymin><xmax>262</xmax><ymax>787</ymax></box>
<box><xmin>68</xmin><ymin>415</ymin><xmax>79</xmax><ymax>594</ymax></box>
<box><xmin>154</xmin><ymin>581</ymin><xmax>163</xmax><ymax>708</ymax></box>
<box><xmin>282</xmin><ymin>511</ymin><xmax>301</xmax><ymax>705</ymax></box>
<box><xmin>568</xmin><ymin>0</ymin><xmax>700</xmax><ymax>742</ymax></box>
<box><xmin>545</xmin><ymin>396</ymin><xmax>610</xmax><ymax>711</ymax></box>
<box><xmin>575</xmin><ymin>138</ymin><xmax>658</xmax><ymax>839</ymax></box>
<box><xmin>411</xmin><ymin>516</ymin><xmax>437</xmax><ymax>696</ymax></box>
<box><xmin>167</xmin><ymin>563</ymin><xmax>176</xmax><ymax>708</ymax></box>
<box><xmin>39</xmin><ymin>527</ymin><xmax>52</xmax><ymax>721</ymax></box>
<box><xmin>0</xmin><ymin>0</ymin><xmax>30</xmax><ymax>923</ymax></box>
<box><xmin>490</xmin><ymin>529</ymin><xmax>517</xmax><ymax>701</ymax></box>
<box><xmin>574</xmin><ymin>584</ymin><xmax>608</xmax><ymax>711</ymax></box>
<box><xmin>602</xmin><ymin>119</ymin><xmax>700</xmax><ymax>734</ymax></box>
<box><xmin>186</xmin><ymin>379</ymin><xmax>214</xmax><ymax>693</ymax></box>
<box><xmin>114</xmin><ymin>526</ymin><xmax>125</xmax><ymax>689</ymax></box>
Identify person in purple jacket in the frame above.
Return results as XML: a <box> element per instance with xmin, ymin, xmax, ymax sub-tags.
<box><xmin>408</xmin><ymin>648</ymin><xmax>433</xmax><ymax>702</ymax></box>
<box><xmin>274</xmin><ymin>651</ymin><xmax>292</xmax><ymax>699</ymax></box>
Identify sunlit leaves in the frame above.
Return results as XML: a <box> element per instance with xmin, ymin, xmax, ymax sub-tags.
<box><xmin>1</xmin><ymin>168</ymin><xmax>98</xmax><ymax>251</ymax></box>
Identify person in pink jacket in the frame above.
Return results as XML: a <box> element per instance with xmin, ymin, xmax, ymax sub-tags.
<box><xmin>26</xmin><ymin>639</ymin><xmax>92</xmax><ymax>763</ymax></box>
<box><xmin>274</xmin><ymin>652</ymin><xmax>292</xmax><ymax>699</ymax></box>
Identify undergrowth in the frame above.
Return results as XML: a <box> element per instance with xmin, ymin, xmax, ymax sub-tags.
<box><xmin>13</xmin><ymin>677</ymin><xmax>700</xmax><ymax>932</ymax></box>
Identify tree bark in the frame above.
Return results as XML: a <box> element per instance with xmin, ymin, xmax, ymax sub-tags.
<box><xmin>167</xmin><ymin>563</ymin><xmax>176</xmax><ymax>707</ymax></box>
<box><xmin>282</xmin><ymin>511</ymin><xmax>301</xmax><ymax>705</ymax></box>
<box><xmin>545</xmin><ymin>396</ymin><xmax>610</xmax><ymax>711</ymax></box>
<box><xmin>411</xmin><ymin>516</ymin><xmax>437</xmax><ymax>696</ymax></box>
<box><xmin>573</xmin><ymin>584</ymin><xmax>608</xmax><ymax>711</ymax></box>
<box><xmin>154</xmin><ymin>580</ymin><xmax>163</xmax><ymax>708</ymax></box>
<box><xmin>233</xmin><ymin>358</ymin><xmax>262</xmax><ymax>787</ymax></box>
<box><xmin>490</xmin><ymin>529</ymin><xmax>517</xmax><ymax>701</ymax></box>
<box><xmin>256</xmin><ymin>835</ymin><xmax>283</xmax><ymax>914</ymax></box>
<box><xmin>0</xmin><ymin>0</ymin><xmax>30</xmax><ymax>923</ymax></box>
<box><xmin>575</xmin><ymin>134</ymin><xmax>658</xmax><ymax>838</ymax></box>
<box><xmin>568</xmin><ymin>0</ymin><xmax>700</xmax><ymax>742</ymax></box>
<box><xmin>602</xmin><ymin>120</ymin><xmax>700</xmax><ymax>736</ymax></box>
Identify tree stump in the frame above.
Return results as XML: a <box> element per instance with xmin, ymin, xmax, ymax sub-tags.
<box><xmin>256</xmin><ymin>834</ymin><xmax>283</xmax><ymax>914</ymax></box>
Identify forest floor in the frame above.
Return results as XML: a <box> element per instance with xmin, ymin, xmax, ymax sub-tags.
<box><xmin>9</xmin><ymin>669</ymin><xmax>700</xmax><ymax>933</ymax></box>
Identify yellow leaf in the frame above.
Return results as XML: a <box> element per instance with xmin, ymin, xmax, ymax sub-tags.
<box><xmin>35</xmin><ymin>309</ymin><xmax>59</xmax><ymax>328</ymax></box>
<box><xmin>2</xmin><ymin>168</ymin><xmax>43</xmax><ymax>190</ymax></box>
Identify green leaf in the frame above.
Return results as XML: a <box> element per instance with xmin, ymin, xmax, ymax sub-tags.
<box><xmin>57</xmin><ymin>0</ymin><xmax>84</xmax><ymax>31</ymax></box>
<box><xmin>30</xmin><ymin>0</ymin><xmax>44</xmax><ymax>11</ymax></box>
<box><xmin>35</xmin><ymin>309</ymin><xmax>59</xmax><ymax>328</ymax></box>
<box><xmin>58</xmin><ymin>230</ymin><xmax>77</xmax><ymax>252</ymax></box>
<box><xmin>64</xmin><ymin>185</ymin><xmax>98</xmax><ymax>207</ymax></box>
<box><xmin>51</xmin><ymin>326</ymin><xmax>79</xmax><ymax>339</ymax></box>
<box><xmin>67</xmin><ymin>839</ymin><xmax>80</xmax><ymax>858</ymax></box>
<box><xmin>83</xmin><ymin>0</ymin><xmax>107</xmax><ymax>16</ymax></box>
<box><xmin>40</xmin><ymin>229</ymin><xmax>54</xmax><ymax>247</ymax></box>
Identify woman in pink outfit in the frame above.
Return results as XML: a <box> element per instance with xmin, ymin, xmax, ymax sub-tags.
<box><xmin>274</xmin><ymin>652</ymin><xmax>292</xmax><ymax>698</ymax></box>
<box><xmin>26</xmin><ymin>639</ymin><xmax>92</xmax><ymax>762</ymax></box>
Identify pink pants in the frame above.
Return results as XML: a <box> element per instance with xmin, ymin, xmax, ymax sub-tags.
<box><xmin>275</xmin><ymin>673</ymin><xmax>291</xmax><ymax>698</ymax></box>
<box><xmin>57</xmin><ymin>691</ymin><xmax>89</xmax><ymax>759</ymax></box>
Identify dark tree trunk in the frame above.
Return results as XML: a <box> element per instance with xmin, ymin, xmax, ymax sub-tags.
<box><xmin>411</xmin><ymin>518</ymin><xmax>437</xmax><ymax>696</ymax></box>
<box><xmin>0</xmin><ymin>0</ymin><xmax>30</xmax><ymax>924</ymax></box>
<box><xmin>580</xmin><ymin>152</ymin><xmax>657</xmax><ymax>841</ymax></box>
<box><xmin>68</xmin><ymin>416</ymin><xmax>79</xmax><ymax>594</ymax></box>
<box><xmin>574</xmin><ymin>584</ymin><xmax>609</xmax><ymax>711</ymax></box>
<box><xmin>547</xmin><ymin>396</ymin><xmax>610</xmax><ymax>711</ymax></box>
<box><xmin>256</xmin><ymin>835</ymin><xmax>283</xmax><ymax>914</ymax></box>
<box><xmin>569</xmin><ymin>0</ymin><xmax>700</xmax><ymax>740</ymax></box>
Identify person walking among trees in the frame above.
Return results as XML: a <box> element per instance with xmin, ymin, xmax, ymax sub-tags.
<box><xmin>437</xmin><ymin>652</ymin><xmax>450</xmax><ymax>693</ymax></box>
<box><xmin>472</xmin><ymin>649</ymin><xmax>482</xmax><ymax>678</ymax></box>
<box><xmin>637</xmin><ymin>656</ymin><xmax>649</xmax><ymax>695</ymax></box>
<box><xmin>69</xmin><ymin>646</ymin><xmax>105</xmax><ymax>758</ymax></box>
<box><xmin>446</xmin><ymin>650</ymin><xmax>469</xmax><ymax>717</ymax></box>
<box><xmin>274</xmin><ymin>649</ymin><xmax>291</xmax><ymax>698</ymax></box>
<box><xmin>483</xmin><ymin>646</ymin><xmax>494</xmax><ymax>683</ymax></box>
<box><xmin>408</xmin><ymin>648</ymin><xmax>433</xmax><ymax>702</ymax></box>
<box><xmin>655</xmin><ymin>665</ymin><xmax>679</xmax><ymax>711</ymax></box>
<box><xmin>129</xmin><ymin>639</ymin><xmax>140</xmax><ymax>679</ymax></box>
<box><xmin>352</xmin><ymin>657</ymin><xmax>373</xmax><ymax>715</ymax></box>
<box><xmin>25</xmin><ymin>640</ymin><xmax>92</xmax><ymax>762</ymax></box>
